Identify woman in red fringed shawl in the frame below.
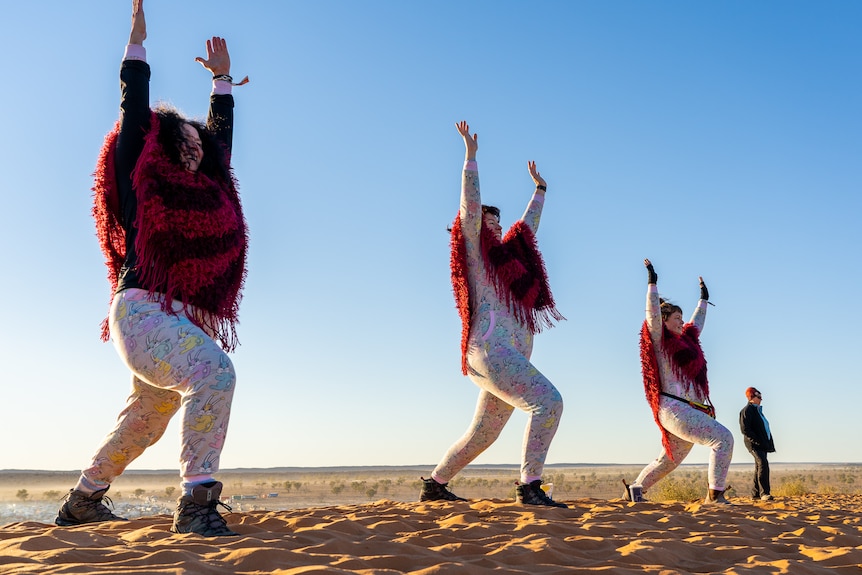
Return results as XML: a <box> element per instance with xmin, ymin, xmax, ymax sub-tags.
<box><xmin>420</xmin><ymin>121</ymin><xmax>567</xmax><ymax>508</ymax></box>
<box><xmin>623</xmin><ymin>259</ymin><xmax>734</xmax><ymax>504</ymax></box>
<box><xmin>56</xmin><ymin>0</ymin><xmax>247</xmax><ymax>537</ymax></box>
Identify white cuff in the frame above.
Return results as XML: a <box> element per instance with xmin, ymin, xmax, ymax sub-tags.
<box><xmin>123</xmin><ymin>44</ymin><xmax>147</xmax><ymax>62</ymax></box>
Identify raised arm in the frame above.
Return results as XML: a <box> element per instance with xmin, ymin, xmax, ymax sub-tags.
<box><xmin>457</xmin><ymin>121</ymin><xmax>482</xmax><ymax>237</ymax></box>
<box><xmin>644</xmin><ymin>259</ymin><xmax>663</xmax><ymax>340</ymax></box>
<box><xmin>118</xmin><ymin>0</ymin><xmax>150</xmax><ymax>133</ymax></box>
<box><xmin>520</xmin><ymin>160</ymin><xmax>547</xmax><ymax>233</ymax></box>
<box><xmin>115</xmin><ymin>0</ymin><xmax>151</xmax><ymax>222</ymax></box>
<box><xmin>690</xmin><ymin>276</ymin><xmax>708</xmax><ymax>331</ymax></box>
<box><xmin>198</xmin><ymin>37</ymin><xmax>235</xmax><ymax>153</ymax></box>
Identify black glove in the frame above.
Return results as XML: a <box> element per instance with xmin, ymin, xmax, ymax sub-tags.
<box><xmin>700</xmin><ymin>279</ymin><xmax>709</xmax><ymax>301</ymax></box>
<box><xmin>645</xmin><ymin>261</ymin><xmax>658</xmax><ymax>284</ymax></box>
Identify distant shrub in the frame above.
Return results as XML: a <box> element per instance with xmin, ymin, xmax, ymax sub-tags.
<box><xmin>774</xmin><ymin>480</ymin><xmax>810</xmax><ymax>497</ymax></box>
<box><xmin>647</xmin><ymin>475</ymin><xmax>705</xmax><ymax>502</ymax></box>
<box><xmin>43</xmin><ymin>490</ymin><xmax>62</xmax><ymax>500</ymax></box>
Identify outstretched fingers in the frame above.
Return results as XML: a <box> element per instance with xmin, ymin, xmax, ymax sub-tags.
<box><xmin>195</xmin><ymin>36</ymin><xmax>231</xmax><ymax>76</ymax></box>
<box><xmin>455</xmin><ymin>120</ymin><xmax>478</xmax><ymax>157</ymax></box>
<box><xmin>528</xmin><ymin>160</ymin><xmax>546</xmax><ymax>188</ymax></box>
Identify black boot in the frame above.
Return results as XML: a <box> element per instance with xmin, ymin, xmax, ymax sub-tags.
<box><xmin>55</xmin><ymin>487</ymin><xmax>127</xmax><ymax>526</ymax></box>
<box><xmin>515</xmin><ymin>480</ymin><xmax>567</xmax><ymax>508</ymax></box>
<box><xmin>171</xmin><ymin>481</ymin><xmax>238</xmax><ymax>536</ymax></box>
<box><xmin>419</xmin><ymin>477</ymin><xmax>467</xmax><ymax>502</ymax></box>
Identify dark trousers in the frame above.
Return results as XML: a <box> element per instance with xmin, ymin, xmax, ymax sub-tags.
<box><xmin>749</xmin><ymin>448</ymin><xmax>771</xmax><ymax>497</ymax></box>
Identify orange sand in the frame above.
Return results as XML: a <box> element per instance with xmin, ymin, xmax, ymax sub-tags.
<box><xmin>1</xmin><ymin>494</ymin><xmax>860</xmax><ymax>574</ymax></box>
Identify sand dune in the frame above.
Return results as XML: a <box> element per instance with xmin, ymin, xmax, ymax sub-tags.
<box><xmin>1</xmin><ymin>494</ymin><xmax>860</xmax><ymax>574</ymax></box>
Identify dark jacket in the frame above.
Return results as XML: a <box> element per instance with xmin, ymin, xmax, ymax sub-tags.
<box><xmin>739</xmin><ymin>403</ymin><xmax>775</xmax><ymax>453</ymax></box>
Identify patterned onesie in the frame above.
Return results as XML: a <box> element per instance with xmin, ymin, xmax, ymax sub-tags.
<box><xmin>634</xmin><ymin>284</ymin><xmax>733</xmax><ymax>492</ymax></box>
<box><xmin>432</xmin><ymin>160</ymin><xmax>564</xmax><ymax>485</ymax></box>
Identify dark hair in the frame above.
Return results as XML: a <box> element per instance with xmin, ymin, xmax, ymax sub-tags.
<box><xmin>659</xmin><ymin>298</ymin><xmax>683</xmax><ymax>322</ymax></box>
<box><xmin>153</xmin><ymin>105</ymin><xmax>231</xmax><ymax>182</ymax></box>
<box><xmin>481</xmin><ymin>205</ymin><xmax>500</xmax><ymax>220</ymax></box>
<box><xmin>447</xmin><ymin>204</ymin><xmax>501</xmax><ymax>233</ymax></box>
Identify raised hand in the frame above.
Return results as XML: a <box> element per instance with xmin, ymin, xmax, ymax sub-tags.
<box><xmin>644</xmin><ymin>259</ymin><xmax>658</xmax><ymax>285</ymax></box>
<box><xmin>129</xmin><ymin>0</ymin><xmax>146</xmax><ymax>45</ymax></box>
<box><xmin>699</xmin><ymin>276</ymin><xmax>709</xmax><ymax>301</ymax></box>
<box><xmin>455</xmin><ymin>121</ymin><xmax>478</xmax><ymax>161</ymax></box>
<box><xmin>195</xmin><ymin>36</ymin><xmax>231</xmax><ymax>77</ymax></box>
<box><xmin>528</xmin><ymin>161</ymin><xmax>546</xmax><ymax>191</ymax></box>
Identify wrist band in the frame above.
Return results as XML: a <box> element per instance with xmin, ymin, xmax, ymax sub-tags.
<box><xmin>213</xmin><ymin>74</ymin><xmax>250</xmax><ymax>86</ymax></box>
<box><xmin>536</xmin><ymin>185</ymin><xmax>547</xmax><ymax>191</ymax></box>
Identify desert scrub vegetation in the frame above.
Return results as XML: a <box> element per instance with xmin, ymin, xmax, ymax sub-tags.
<box><xmin>646</xmin><ymin>471</ymin><xmax>708</xmax><ymax>502</ymax></box>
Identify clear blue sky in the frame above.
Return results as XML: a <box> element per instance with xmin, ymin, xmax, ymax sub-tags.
<box><xmin>1</xmin><ymin>1</ymin><xmax>860</xmax><ymax>473</ymax></box>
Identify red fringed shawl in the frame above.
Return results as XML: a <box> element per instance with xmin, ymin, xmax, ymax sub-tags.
<box><xmin>92</xmin><ymin>112</ymin><xmax>248</xmax><ymax>351</ymax></box>
<box><xmin>451</xmin><ymin>214</ymin><xmax>564</xmax><ymax>375</ymax></box>
<box><xmin>639</xmin><ymin>321</ymin><xmax>709</xmax><ymax>460</ymax></box>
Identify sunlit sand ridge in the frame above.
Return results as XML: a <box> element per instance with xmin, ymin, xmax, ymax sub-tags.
<box><xmin>0</xmin><ymin>466</ymin><xmax>860</xmax><ymax>574</ymax></box>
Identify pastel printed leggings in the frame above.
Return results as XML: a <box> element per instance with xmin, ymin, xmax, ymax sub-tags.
<box><xmin>82</xmin><ymin>289</ymin><xmax>236</xmax><ymax>484</ymax></box>
<box><xmin>432</xmin><ymin>340</ymin><xmax>563</xmax><ymax>484</ymax></box>
<box><xmin>634</xmin><ymin>397</ymin><xmax>734</xmax><ymax>491</ymax></box>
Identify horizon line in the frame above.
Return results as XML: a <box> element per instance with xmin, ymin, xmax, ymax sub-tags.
<box><xmin>2</xmin><ymin>461</ymin><xmax>860</xmax><ymax>474</ymax></box>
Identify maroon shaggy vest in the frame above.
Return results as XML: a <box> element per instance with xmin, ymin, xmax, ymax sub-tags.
<box><xmin>451</xmin><ymin>215</ymin><xmax>564</xmax><ymax>375</ymax></box>
<box><xmin>639</xmin><ymin>321</ymin><xmax>709</xmax><ymax>460</ymax></box>
<box><xmin>93</xmin><ymin>112</ymin><xmax>248</xmax><ymax>351</ymax></box>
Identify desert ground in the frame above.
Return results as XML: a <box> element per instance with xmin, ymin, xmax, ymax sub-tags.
<box><xmin>1</xmin><ymin>464</ymin><xmax>860</xmax><ymax>574</ymax></box>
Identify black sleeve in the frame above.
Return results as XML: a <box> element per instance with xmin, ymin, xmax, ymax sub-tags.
<box><xmin>115</xmin><ymin>59</ymin><xmax>151</xmax><ymax>228</ymax></box>
<box><xmin>739</xmin><ymin>404</ymin><xmax>754</xmax><ymax>439</ymax></box>
<box><xmin>208</xmin><ymin>93</ymin><xmax>235</xmax><ymax>156</ymax></box>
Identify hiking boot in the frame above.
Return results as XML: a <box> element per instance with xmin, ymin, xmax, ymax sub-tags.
<box><xmin>704</xmin><ymin>488</ymin><xmax>731</xmax><ymax>505</ymax></box>
<box><xmin>55</xmin><ymin>487</ymin><xmax>127</xmax><ymax>526</ymax></box>
<box><xmin>419</xmin><ymin>477</ymin><xmax>467</xmax><ymax>502</ymax></box>
<box><xmin>170</xmin><ymin>481</ymin><xmax>238</xmax><ymax>537</ymax></box>
<box><xmin>515</xmin><ymin>480</ymin><xmax>567</xmax><ymax>508</ymax></box>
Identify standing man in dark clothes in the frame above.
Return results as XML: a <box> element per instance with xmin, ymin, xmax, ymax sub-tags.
<box><xmin>739</xmin><ymin>387</ymin><xmax>776</xmax><ymax>501</ymax></box>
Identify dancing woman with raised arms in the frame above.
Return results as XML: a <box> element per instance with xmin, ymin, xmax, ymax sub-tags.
<box><xmin>56</xmin><ymin>0</ymin><xmax>248</xmax><ymax>536</ymax></box>
<box><xmin>625</xmin><ymin>259</ymin><xmax>734</xmax><ymax>504</ymax></box>
<box><xmin>421</xmin><ymin>121</ymin><xmax>566</xmax><ymax>507</ymax></box>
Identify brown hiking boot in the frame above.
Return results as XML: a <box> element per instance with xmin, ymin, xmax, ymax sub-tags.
<box><xmin>55</xmin><ymin>487</ymin><xmax>127</xmax><ymax>526</ymax></box>
<box><xmin>704</xmin><ymin>488</ymin><xmax>732</xmax><ymax>505</ymax></box>
<box><xmin>170</xmin><ymin>481</ymin><xmax>238</xmax><ymax>537</ymax></box>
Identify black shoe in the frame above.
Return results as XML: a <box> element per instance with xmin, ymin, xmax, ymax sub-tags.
<box><xmin>419</xmin><ymin>477</ymin><xmax>467</xmax><ymax>502</ymax></box>
<box><xmin>55</xmin><ymin>487</ymin><xmax>127</xmax><ymax>526</ymax></box>
<box><xmin>170</xmin><ymin>481</ymin><xmax>238</xmax><ymax>537</ymax></box>
<box><xmin>515</xmin><ymin>480</ymin><xmax>567</xmax><ymax>508</ymax></box>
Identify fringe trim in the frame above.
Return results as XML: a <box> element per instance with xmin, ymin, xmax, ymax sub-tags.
<box><xmin>451</xmin><ymin>214</ymin><xmax>564</xmax><ymax>375</ymax></box>
<box><xmin>639</xmin><ymin>320</ymin><xmax>710</xmax><ymax>462</ymax></box>
<box><xmin>92</xmin><ymin>111</ymin><xmax>247</xmax><ymax>351</ymax></box>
